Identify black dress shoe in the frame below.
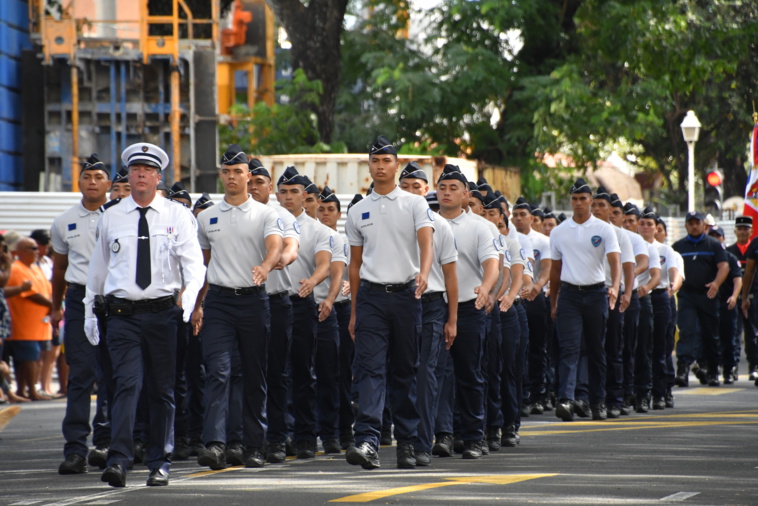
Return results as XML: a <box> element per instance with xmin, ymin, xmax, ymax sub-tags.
<box><xmin>396</xmin><ymin>442</ymin><xmax>416</xmax><ymax>469</ymax></box>
<box><xmin>635</xmin><ymin>395</ymin><xmax>650</xmax><ymax>413</ymax></box>
<box><xmin>87</xmin><ymin>443</ymin><xmax>109</xmax><ymax>470</ymax></box>
<box><xmin>244</xmin><ymin>447</ymin><xmax>265</xmax><ymax>468</ymax></box>
<box><xmin>266</xmin><ymin>442</ymin><xmax>286</xmax><ymax>463</ymax></box>
<box><xmin>607</xmin><ymin>406</ymin><xmax>621</xmax><ymax>419</ymax></box>
<box><xmin>591</xmin><ymin>403</ymin><xmax>607</xmax><ymax>420</ymax></box>
<box><xmin>461</xmin><ymin>440</ymin><xmax>482</xmax><ymax>459</ymax></box>
<box><xmin>556</xmin><ymin>400</ymin><xmax>574</xmax><ymax>421</ymax></box>
<box><xmin>380</xmin><ymin>430</ymin><xmax>393</xmax><ymax>446</ymax></box>
<box><xmin>346</xmin><ymin>442</ymin><xmax>380</xmax><ymax>469</ymax></box>
<box><xmin>693</xmin><ymin>365</ymin><xmax>707</xmax><ymax>385</ymax></box>
<box><xmin>189</xmin><ymin>438</ymin><xmax>204</xmax><ymax>457</ymax></box>
<box><xmin>620</xmin><ymin>400</ymin><xmax>633</xmax><ymax>415</ymax></box>
<box><xmin>432</xmin><ymin>433</ymin><xmax>454</xmax><ymax>457</ymax></box>
<box><xmin>295</xmin><ymin>439</ymin><xmax>316</xmax><ymax>459</ymax></box>
<box><xmin>675</xmin><ymin>364</ymin><xmax>689</xmax><ymax>387</ymax></box>
<box><xmin>574</xmin><ymin>400</ymin><xmax>590</xmax><ymax>418</ymax></box>
<box><xmin>530</xmin><ymin>401</ymin><xmax>545</xmax><ymax>415</ymax></box>
<box><xmin>101</xmin><ymin>465</ymin><xmax>126</xmax><ymax>488</ymax></box>
<box><xmin>453</xmin><ymin>439</ymin><xmax>464</xmax><ymax>454</ymax></box>
<box><xmin>478</xmin><ymin>439</ymin><xmax>489</xmax><ymax>455</ymax></box>
<box><xmin>323</xmin><ymin>437</ymin><xmax>342</xmax><ymax>454</ymax></box>
<box><xmin>285</xmin><ymin>437</ymin><xmax>296</xmax><ymax>456</ymax></box>
<box><xmin>59</xmin><ymin>453</ymin><xmax>88</xmax><ymax>475</ymax></box>
<box><xmin>225</xmin><ymin>441</ymin><xmax>245</xmax><ymax>466</ymax></box>
<box><xmin>146</xmin><ymin>468</ymin><xmax>169</xmax><ymax>486</ymax></box>
<box><xmin>519</xmin><ymin>404</ymin><xmax>531</xmax><ymax>417</ymax></box>
<box><xmin>665</xmin><ymin>393</ymin><xmax>675</xmax><ymax>408</ymax></box>
<box><xmin>414</xmin><ymin>450</ymin><xmax>431</xmax><ymax>466</ymax></box>
<box><xmin>652</xmin><ymin>397</ymin><xmax>666</xmax><ymax>410</ymax></box>
<box><xmin>486</xmin><ymin>428</ymin><xmax>501</xmax><ymax>451</ymax></box>
<box><xmin>197</xmin><ymin>443</ymin><xmax>228</xmax><ymax>470</ymax></box>
<box><xmin>133</xmin><ymin>439</ymin><xmax>145</xmax><ymax>465</ymax></box>
<box><xmin>501</xmin><ymin>425</ymin><xmax>519</xmax><ymax>447</ymax></box>
<box><xmin>707</xmin><ymin>375</ymin><xmax>720</xmax><ymax>387</ymax></box>
<box><xmin>173</xmin><ymin>438</ymin><xmax>190</xmax><ymax>460</ymax></box>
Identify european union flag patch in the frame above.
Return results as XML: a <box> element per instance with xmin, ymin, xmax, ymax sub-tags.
<box><xmin>362</xmin><ymin>212</ymin><xmax>370</xmax><ymax>220</ymax></box>
<box><xmin>210</xmin><ymin>217</ymin><xmax>218</xmax><ymax>225</ymax></box>
<box><xmin>68</xmin><ymin>223</ymin><xmax>76</xmax><ymax>231</ymax></box>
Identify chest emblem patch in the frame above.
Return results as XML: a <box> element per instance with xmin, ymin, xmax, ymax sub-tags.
<box><xmin>591</xmin><ymin>235</ymin><xmax>602</xmax><ymax>247</ymax></box>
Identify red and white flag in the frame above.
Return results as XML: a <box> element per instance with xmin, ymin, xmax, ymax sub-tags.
<box><xmin>742</xmin><ymin>121</ymin><xmax>758</xmax><ymax>237</ymax></box>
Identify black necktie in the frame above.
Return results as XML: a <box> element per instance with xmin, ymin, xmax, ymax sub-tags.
<box><xmin>136</xmin><ymin>207</ymin><xmax>151</xmax><ymax>289</ymax></box>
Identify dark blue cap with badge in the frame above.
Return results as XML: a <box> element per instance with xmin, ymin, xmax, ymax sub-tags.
<box><xmin>425</xmin><ymin>191</ymin><xmax>439</xmax><ymax>208</ymax></box>
<box><xmin>482</xmin><ymin>193</ymin><xmax>504</xmax><ymax>214</ymax></box>
<box><xmin>347</xmin><ymin>193</ymin><xmax>363</xmax><ymax>212</ymax></box>
<box><xmin>278</xmin><ymin>166</ymin><xmax>308</xmax><ymax>187</ymax></box>
<box><xmin>570</xmin><ymin>177</ymin><xmax>592</xmax><ymax>194</ymax></box>
<box><xmin>593</xmin><ymin>185</ymin><xmax>612</xmax><ymax>203</ymax></box>
<box><xmin>708</xmin><ymin>225</ymin><xmax>725</xmax><ymax>237</ymax></box>
<box><xmin>736</xmin><ymin>216</ymin><xmax>753</xmax><ymax>227</ymax></box>
<box><xmin>543</xmin><ymin>206</ymin><xmax>556</xmax><ymax>220</ymax></box>
<box><xmin>399</xmin><ymin>161</ymin><xmax>427</xmax><ymax>182</ymax></box>
<box><xmin>470</xmin><ymin>189</ymin><xmax>484</xmax><ymax>203</ymax></box>
<box><xmin>319</xmin><ymin>185</ymin><xmax>341</xmax><ymax>211</ymax></box>
<box><xmin>558</xmin><ymin>212</ymin><xmax>567</xmax><ymax>223</ymax></box>
<box><xmin>531</xmin><ymin>204</ymin><xmax>545</xmax><ymax>219</ymax></box>
<box><xmin>476</xmin><ymin>177</ymin><xmax>494</xmax><ymax>195</ymax></box>
<box><xmin>302</xmin><ymin>175</ymin><xmax>319</xmax><ymax>195</ymax></box>
<box><xmin>168</xmin><ymin>182</ymin><xmax>192</xmax><ymax>207</ymax></box>
<box><xmin>193</xmin><ymin>192</ymin><xmax>214</xmax><ymax>211</ymax></box>
<box><xmin>113</xmin><ymin>167</ymin><xmax>129</xmax><ymax>184</ymax></box>
<box><xmin>369</xmin><ymin>136</ymin><xmax>397</xmax><ymax>156</ymax></box>
<box><xmin>623</xmin><ymin>202</ymin><xmax>641</xmax><ymax>217</ymax></box>
<box><xmin>513</xmin><ymin>197</ymin><xmax>531</xmax><ymax>212</ymax></box>
<box><xmin>641</xmin><ymin>206</ymin><xmax>658</xmax><ymax>220</ymax></box>
<box><xmin>83</xmin><ymin>153</ymin><xmax>107</xmax><ymax>172</ymax></box>
<box><xmin>248</xmin><ymin>158</ymin><xmax>270</xmax><ymax>178</ymax></box>
<box><xmin>467</xmin><ymin>181</ymin><xmax>478</xmax><ymax>192</ymax></box>
<box><xmin>221</xmin><ymin>144</ymin><xmax>248</xmax><ymax>166</ymax></box>
<box><xmin>686</xmin><ymin>210</ymin><xmax>704</xmax><ymax>222</ymax></box>
<box><xmin>437</xmin><ymin>164</ymin><xmax>468</xmax><ymax>185</ymax></box>
<box><xmin>610</xmin><ymin>193</ymin><xmax>623</xmax><ymax>209</ymax></box>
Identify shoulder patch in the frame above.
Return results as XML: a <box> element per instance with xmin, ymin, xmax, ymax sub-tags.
<box><xmin>660</xmin><ymin>255</ymin><xmax>666</xmax><ymax>265</ymax></box>
<box><xmin>499</xmin><ymin>235</ymin><xmax>505</xmax><ymax>248</ymax></box>
<box><xmin>520</xmin><ymin>248</ymin><xmax>527</xmax><ymax>260</ymax></box>
<box><xmin>427</xmin><ymin>208</ymin><xmax>435</xmax><ymax>222</ymax></box>
<box><xmin>527</xmin><ymin>261</ymin><xmax>534</xmax><ymax>272</ymax></box>
<box><xmin>330</xmin><ymin>235</ymin><xmax>335</xmax><ymax>249</ymax></box>
<box><xmin>277</xmin><ymin>218</ymin><xmax>285</xmax><ymax>231</ymax></box>
<box><xmin>101</xmin><ymin>197</ymin><xmax>122</xmax><ymax>211</ymax></box>
<box><xmin>293</xmin><ymin>221</ymin><xmax>301</xmax><ymax>234</ymax></box>
<box><xmin>534</xmin><ymin>249</ymin><xmax>541</xmax><ymax>260</ymax></box>
<box><xmin>505</xmin><ymin>250</ymin><xmax>512</xmax><ymax>263</ymax></box>
<box><xmin>343</xmin><ymin>243</ymin><xmax>348</xmax><ymax>256</ymax></box>
<box><xmin>591</xmin><ymin>235</ymin><xmax>602</xmax><ymax>248</ymax></box>
<box><xmin>493</xmin><ymin>238</ymin><xmax>500</xmax><ymax>251</ymax></box>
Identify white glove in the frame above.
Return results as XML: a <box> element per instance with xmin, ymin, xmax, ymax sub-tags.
<box><xmin>84</xmin><ymin>317</ymin><xmax>100</xmax><ymax>346</ymax></box>
<box><xmin>181</xmin><ymin>291</ymin><xmax>196</xmax><ymax>323</ymax></box>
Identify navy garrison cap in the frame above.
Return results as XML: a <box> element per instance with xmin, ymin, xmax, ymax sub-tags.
<box><xmin>248</xmin><ymin>158</ymin><xmax>270</xmax><ymax>179</ymax></box>
<box><xmin>302</xmin><ymin>176</ymin><xmax>319</xmax><ymax>195</ymax></box>
<box><xmin>513</xmin><ymin>197</ymin><xmax>531</xmax><ymax>212</ymax></box>
<box><xmin>319</xmin><ymin>185</ymin><xmax>341</xmax><ymax>211</ymax></box>
<box><xmin>558</xmin><ymin>212</ymin><xmax>567</xmax><ymax>223</ymax></box>
<box><xmin>623</xmin><ymin>202</ymin><xmax>641</xmax><ymax>217</ymax></box>
<box><xmin>570</xmin><ymin>178</ymin><xmax>592</xmax><ymax>194</ymax></box>
<box><xmin>83</xmin><ymin>153</ymin><xmax>107</xmax><ymax>172</ymax></box>
<box><xmin>193</xmin><ymin>193</ymin><xmax>214</xmax><ymax>211</ymax></box>
<box><xmin>277</xmin><ymin>166</ymin><xmax>308</xmax><ymax>187</ymax></box>
<box><xmin>543</xmin><ymin>207</ymin><xmax>556</xmax><ymax>220</ymax></box>
<box><xmin>641</xmin><ymin>206</ymin><xmax>658</xmax><ymax>220</ymax></box>
<box><xmin>610</xmin><ymin>193</ymin><xmax>623</xmax><ymax>209</ymax></box>
<box><xmin>399</xmin><ymin>161</ymin><xmax>427</xmax><ymax>182</ymax></box>
<box><xmin>347</xmin><ymin>193</ymin><xmax>364</xmax><ymax>212</ymax></box>
<box><xmin>531</xmin><ymin>204</ymin><xmax>545</xmax><ymax>219</ymax></box>
<box><xmin>168</xmin><ymin>182</ymin><xmax>192</xmax><ymax>207</ymax></box>
<box><xmin>482</xmin><ymin>193</ymin><xmax>504</xmax><ymax>213</ymax></box>
<box><xmin>425</xmin><ymin>191</ymin><xmax>439</xmax><ymax>207</ymax></box>
<box><xmin>593</xmin><ymin>185</ymin><xmax>612</xmax><ymax>203</ymax></box>
<box><xmin>369</xmin><ymin>136</ymin><xmax>397</xmax><ymax>156</ymax></box>
<box><xmin>470</xmin><ymin>190</ymin><xmax>484</xmax><ymax>203</ymax></box>
<box><xmin>113</xmin><ymin>167</ymin><xmax>129</xmax><ymax>184</ymax></box>
<box><xmin>437</xmin><ymin>164</ymin><xmax>468</xmax><ymax>185</ymax></box>
<box><xmin>221</xmin><ymin>144</ymin><xmax>248</xmax><ymax>166</ymax></box>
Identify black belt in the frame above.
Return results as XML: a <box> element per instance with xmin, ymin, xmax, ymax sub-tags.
<box><xmin>563</xmin><ymin>282</ymin><xmax>605</xmax><ymax>291</ymax></box>
<box><xmin>67</xmin><ymin>283</ymin><xmax>86</xmax><ymax>291</ymax></box>
<box><xmin>290</xmin><ymin>294</ymin><xmax>314</xmax><ymax>302</ymax></box>
<box><xmin>268</xmin><ymin>291</ymin><xmax>289</xmax><ymax>300</ymax></box>
<box><xmin>106</xmin><ymin>294</ymin><xmax>177</xmax><ymax>316</ymax></box>
<box><xmin>334</xmin><ymin>299</ymin><xmax>351</xmax><ymax>308</ymax></box>
<box><xmin>421</xmin><ymin>292</ymin><xmax>444</xmax><ymax>303</ymax></box>
<box><xmin>362</xmin><ymin>280</ymin><xmax>413</xmax><ymax>293</ymax></box>
<box><xmin>513</xmin><ymin>297</ymin><xmax>522</xmax><ymax>306</ymax></box>
<box><xmin>209</xmin><ymin>284</ymin><xmax>265</xmax><ymax>296</ymax></box>
<box><xmin>651</xmin><ymin>288</ymin><xmax>668</xmax><ymax>295</ymax></box>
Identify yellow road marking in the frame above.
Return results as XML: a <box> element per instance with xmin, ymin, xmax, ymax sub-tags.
<box><xmin>521</xmin><ymin>420</ymin><xmax>758</xmax><ymax>436</ymax></box>
<box><xmin>675</xmin><ymin>388</ymin><xmax>744</xmax><ymax>396</ymax></box>
<box><xmin>186</xmin><ymin>465</ymin><xmax>243</xmax><ymax>478</ymax></box>
<box><xmin>330</xmin><ymin>474</ymin><xmax>556</xmax><ymax>503</ymax></box>
<box><xmin>0</xmin><ymin>406</ymin><xmax>20</xmax><ymax>431</ymax></box>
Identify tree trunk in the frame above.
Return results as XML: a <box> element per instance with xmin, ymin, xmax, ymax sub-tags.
<box><xmin>268</xmin><ymin>0</ymin><xmax>349</xmax><ymax>143</ymax></box>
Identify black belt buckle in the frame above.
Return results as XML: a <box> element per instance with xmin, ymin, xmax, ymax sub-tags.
<box><xmin>421</xmin><ymin>292</ymin><xmax>444</xmax><ymax>303</ymax></box>
<box><xmin>234</xmin><ymin>287</ymin><xmax>248</xmax><ymax>296</ymax></box>
<box><xmin>513</xmin><ymin>297</ymin><xmax>522</xmax><ymax>306</ymax></box>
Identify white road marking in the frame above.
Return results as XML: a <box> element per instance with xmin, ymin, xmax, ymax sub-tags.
<box><xmin>10</xmin><ymin>501</ymin><xmax>43</xmax><ymax>506</ymax></box>
<box><xmin>660</xmin><ymin>491</ymin><xmax>700</xmax><ymax>502</ymax></box>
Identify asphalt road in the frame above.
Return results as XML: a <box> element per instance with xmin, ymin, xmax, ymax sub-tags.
<box><xmin>2</xmin><ymin>371</ymin><xmax>758</xmax><ymax>506</ymax></box>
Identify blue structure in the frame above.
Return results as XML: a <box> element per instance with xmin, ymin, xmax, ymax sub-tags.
<box><xmin>0</xmin><ymin>0</ymin><xmax>31</xmax><ymax>190</ymax></box>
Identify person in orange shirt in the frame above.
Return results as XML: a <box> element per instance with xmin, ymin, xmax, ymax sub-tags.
<box><xmin>6</xmin><ymin>237</ymin><xmax>53</xmax><ymax>400</ymax></box>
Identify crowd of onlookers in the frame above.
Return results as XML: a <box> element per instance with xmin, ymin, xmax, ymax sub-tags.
<box><xmin>0</xmin><ymin>229</ymin><xmax>68</xmax><ymax>404</ymax></box>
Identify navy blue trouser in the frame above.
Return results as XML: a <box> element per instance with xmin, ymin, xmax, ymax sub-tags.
<box><xmin>201</xmin><ymin>288</ymin><xmax>270</xmax><ymax>449</ymax></box>
<box><xmin>316</xmin><ymin>308</ymin><xmax>340</xmax><ymax>440</ymax></box>
<box><xmin>545</xmin><ymin>295</ymin><xmax>557</xmax><ymax>394</ymax></box>
<box><xmin>556</xmin><ymin>284</ymin><xmax>608</xmax><ymax>404</ymax></box>
<box><xmin>265</xmin><ymin>293</ymin><xmax>292</xmax><ymax>444</ymax></box>
<box><xmin>665</xmin><ymin>296</ymin><xmax>677</xmax><ymax>392</ymax></box>
<box><xmin>604</xmin><ymin>296</ymin><xmax>625</xmax><ymax>408</ymax></box>
<box><xmin>622</xmin><ymin>292</ymin><xmax>640</xmax><ymax>398</ymax></box>
<box><xmin>185</xmin><ymin>329</ymin><xmax>205</xmax><ymax>441</ymax></box>
<box><xmin>62</xmin><ymin>284</ymin><xmax>112</xmax><ymax>458</ymax></box>
<box><xmin>677</xmin><ymin>290</ymin><xmax>720</xmax><ymax>372</ymax></box>
<box><xmin>719</xmin><ymin>298</ymin><xmax>738</xmax><ymax>373</ymax></box>
<box><xmin>353</xmin><ymin>282</ymin><xmax>421</xmax><ymax>448</ymax></box>
<box><xmin>416</xmin><ymin>297</ymin><xmax>446</xmax><ymax>453</ymax></box>
<box><xmin>290</xmin><ymin>294</ymin><xmax>319</xmax><ymax>442</ymax></box>
<box><xmin>649</xmin><ymin>290</ymin><xmax>671</xmax><ymax>398</ymax></box>
<box><xmin>485</xmin><ymin>305</ymin><xmax>502</xmax><ymax>430</ymax></box>
<box><xmin>741</xmin><ymin>295</ymin><xmax>758</xmax><ymax>369</ymax></box>
<box><xmin>526</xmin><ymin>293</ymin><xmax>548</xmax><ymax>401</ymax></box>
<box><xmin>335</xmin><ymin>301</ymin><xmax>354</xmax><ymax>436</ymax></box>
<box><xmin>433</xmin><ymin>349</ymin><xmax>453</xmax><ymax>436</ymax></box>
<box><xmin>174</xmin><ymin>318</ymin><xmax>190</xmax><ymax>442</ymax></box>
<box><xmin>226</xmin><ymin>348</ymin><xmax>244</xmax><ymax>443</ymax></box>
<box><xmin>445</xmin><ymin>300</ymin><xmax>487</xmax><ymax>441</ymax></box>
<box><xmin>499</xmin><ymin>304</ymin><xmax>521</xmax><ymax>427</ymax></box>
<box><xmin>634</xmin><ymin>294</ymin><xmax>653</xmax><ymax>398</ymax></box>
<box><xmin>515</xmin><ymin>303</ymin><xmax>529</xmax><ymax>428</ymax></box>
<box><xmin>107</xmin><ymin>304</ymin><xmax>180</xmax><ymax>473</ymax></box>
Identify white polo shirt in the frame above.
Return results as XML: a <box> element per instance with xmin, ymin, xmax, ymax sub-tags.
<box><xmin>606</xmin><ymin>225</ymin><xmax>635</xmax><ymax>289</ymax></box>
<box><xmin>266</xmin><ymin>200</ymin><xmax>301</xmax><ymax>295</ymax></box>
<box><xmin>197</xmin><ymin>196</ymin><xmax>282</xmax><ymax>288</ymax></box>
<box><xmin>503</xmin><ymin>234</ymin><xmax>527</xmax><ymax>296</ymax></box>
<box><xmin>288</xmin><ymin>210</ymin><xmax>332</xmax><ymax>296</ymax></box>
<box><xmin>313</xmin><ymin>228</ymin><xmax>347</xmax><ymax>304</ymax></box>
<box><xmin>426</xmin><ymin>216</ymin><xmax>458</xmax><ymax>294</ymax></box>
<box><xmin>346</xmin><ymin>186</ymin><xmax>434</xmax><ymax>284</ymax></box>
<box><xmin>672</xmin><ymin>250</ymin><xmax>686</xmax><ymax>280</ymax></box>
<box><xmin>51</xmin><ymin>201</ymin><xmax>102</xmax><ymax>286</ymax></box>
<box><xmin>550</xmin><ymin>214</ymin><xmax>621</xmax><ymax>286</ymax></box>
<box><xmin>509</xmin><ymin>227</ymin><xmax>535</xmax><ymax>279</ymax></box>
<box><xmin>443</xmin><ymin>210</ymin><xmax>499</xmax><ymax>303</ymax></box>
<box><xmin>636</xmin><ymin>240</ymin><xmax>662</xmax><ymax>289</ymax></box>
<box><xmin>335</xmin><ymin>232</ymin><xmax>350</xmax><ymax>304</ymax></box>
<box><xmin>526</xmin><ymin>228</ymin><xmax>551</xmax><ymax>282</ymax></box>
<box><xmin>653</xmin><ymin>240</ymin><xmax>678</xmax><ymax>290</ymax></box>
<box><xmin>626</xmin><ymin>230</ymin><xmax>649</xmax><ymax>289</ymax></box>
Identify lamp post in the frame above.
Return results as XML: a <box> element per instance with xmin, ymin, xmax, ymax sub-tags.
<box><xmin>680</xmin><ymin>110</ymin><xmax>701</xmax><ymax>213</ymax></box>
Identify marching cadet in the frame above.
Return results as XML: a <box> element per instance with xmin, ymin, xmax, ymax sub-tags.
<box><xmin>675</xmin><ymin>212</ymin><xmax>728</xmax><ymax>387</ymax></box>
<box><xmin>192</xmin><ymin>193</ymin><xmax>214</xmax><ymax>218</ymax></box>
<box><xmin>192</xmin><ymin>145</ymin><xmax>283</xmax><ymax>471</ymax></box>
<box><xmin>623</xmin><ymin>204</ymin><xmax>661</xmax><ymax>412</ymax></box>
<box><xmin>707</xmin><ymin>226</ymin><xmax>742</xmax><ymax>385</ymax></box>
<box><xmin>84</xmin><ymin>143</ymin><xmax>206</xmax><ymax>487</ymax></box>
<box><xmin>246</xmin><ymin>157</ymin><xmax>301</xmax><ymax>463</ymax></box>
<box><xmin>278</xmin><ymin>166</ymin><xmax>333</xmax><ymax>459</ymax></box>
<box><xmin>303</xmin><ymin>176</ymin><xmax>320</xmax><ymax>219</ymax></box>
<box><xmin>109</xmin><ymin>168</ymin><xmax>131</xmax><ymax>200</ymax></box>
<box><xmin>511</xmin><ymin>197</ymin><xmax>552</xmax><ymax>414</ymax></box>
<box><xmin>398</xmin><ymin>163</ymin><xmax>458</xmax><ymax>466</ymax></box>
<box><xmin>639</xmin><ymin>208</ymin><xmax>676</xmax><ymax>408</ymax></box>
<box><xmin>54</xmin><ymin>154</ymin><xmax>114</xmax><ymax>474</ymax></box>
<box><xmin>727</xmin><ymin>216</ymin><xmax>758</xmax><ymax>383</ymax></box>
<box><xmin>542</xmin><ymin>208</ymin><xmax>559</xmax><ymax>237</ymax></box>
<box><xmin>590</xmin><ymin>187</ymin><xmax>634</xmax><ymax>419</ymax></box>
<box><xmin>434</xmin><ymin>165</ymin><xmax>499</xmax><ymax>459</ymax></box>
<box><xmin>314</xmin><ymin>186</ymin><xmax>348</xmax><ymax>455</ymax></box>
<box><xmin>345</xmin><ymin>136</ymin><xmax>434</xmax><ymax>470</ymax></box>
<box><xmin>530</xmin><ymin>205</ymin><xmax>545</xmax><ymax>233</ymax></box>
<box><xmin>167</xmin><ymin>182</ymin><xmax>192</xmax><ymax>209</ymax></box>
<box><xmin>550</xmin><ymin>178</ymin><xmax>621</xmax><ymax>422</ymax></box>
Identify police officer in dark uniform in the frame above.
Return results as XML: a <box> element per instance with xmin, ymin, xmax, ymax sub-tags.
<box><xmin>727</xmin><ymin>216</ymin><xmax>758</xmax><ymax>382</ymax></box>
<box><xmin>673</xmin><ymin>211</ymin><xmax>729</xmax><ymax>386</ymax></box>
